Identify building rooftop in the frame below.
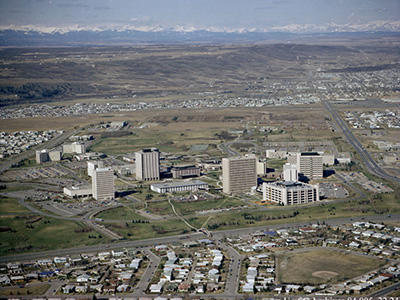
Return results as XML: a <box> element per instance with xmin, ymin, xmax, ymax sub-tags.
<box><xmin>152</xmin><ymin>180</ymin><xmax>207</xmax><ymax>188</ymax></box>
<box><xmin>300</xmin><ymin>152</ymin><xmax>320</xmax><ymax>156</ymax></box>
<box><xmin>265</xmin><ymin>181</ymin><xmax>315</xmax><ymax>189</ymax></box>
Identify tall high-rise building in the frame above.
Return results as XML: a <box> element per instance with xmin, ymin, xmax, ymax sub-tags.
<box><xmin>87</xmin><ymin>160</ymin><xmax>104</xmax><ymax>177</ymax></box>
<box><xmin>283</xmin><ymin>163</ymin><xmax>298</xmax><ymax>181</ymax></box>
<box><xmin>92</xmin><ymin>167</ymin><xmax>114</xmax><ymax>201</ymax></box>
<box><xmin>222</xmin><ymin>156</ymin><xmax>257</xmax><ymax>194</ymax></box>
<box><xmin>296</xmin><ymin>152</ymin><xmax>323</xmax><ymax>180</ymax></box>
<box><xmin>135</xmin><ymin>148</ymin><xmax>160</xmax><ymax>181</ymax></box>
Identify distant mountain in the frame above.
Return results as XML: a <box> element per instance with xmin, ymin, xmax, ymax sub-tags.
<box><xmin>0</xmin><ymin>26</ymin><xmax>399</xmax><ymax>46</ymax></box>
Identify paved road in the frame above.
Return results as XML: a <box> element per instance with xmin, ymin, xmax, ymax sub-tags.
<box><xmin>216</xmin><ymin>240</ymin><xmax>244</xmax><ymax>296</ymax></box>
<box><xmin>132</xmin><ymin>248</ymin><xmax>161</xmax><ymax>296</ymax></box>
<box><xmin>323</xmin><ymin>100</ymin><xmax>400</xmax><ymax>184</ymax></box>
<box><xmin>1</xmin><ymin>213</ymin><xmax>398</xmax><ymax>264</ymax></box>
<box><xmin>218</xmin><ymin>139</ymin><xmax>240</xmax><ymax>157</ymax></box>
<box><xmin>369</xmin><ymin>281</ymin><xmax>400</xmax><ymax>297</ymax></box>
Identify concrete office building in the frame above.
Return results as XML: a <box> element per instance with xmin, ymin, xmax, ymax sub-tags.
<box><xmin>92</xmin><ymin>167</ymin><xmax>114</xmax><ymax>201</ymax></box>
<box><xmin>171</xmin><ymin>165</ymin><xmax>200</xmax><ymax>179</ymax></box>
<box><xmin>36</xmin><ymin>149</ymin><xmax>50</xmax><ymax>164</ymax></box>
<box><xmin>87</xmin><ymin>161</ymin><xmax>104</xmax><ymax>177</ymax></box>
<box><xmin>256</xmin><ymin>160</ymin><xmax>267</xmax><ymax>176</ymax></box>
<box><xmin>283</xmin><ymin>163</ymin><xmax>298</xmax><ymax>181</ymax></box>
<box><xmin>49</xmin><ymin>150</ymin><xmax>62</xmax><ymax>162</ymax></box>
<box><xmin>296</xmin><ymin>152</ymin><xmax>323</xmax><ymax>180</ymax></box>
<box><xmin>151</xmin><ymin>180</ymin><xmax>208</xmax><ymax>193</ymax></box>
<box><xmin>64</xmin><ymin>186</ymin><xmax>92</xmax><ymax>198</ymax></box>
<box><xmin>263</xmin><ymin>181</ymin><xmax>319</xmax><ymax>206</ymax></box>
<box><xmin>135</xmin><ymin>148</ymin><xmax>160</xmax><ymax>181</ymax></box>
<box><xmin>36</xmin><ymin>149</ymin><xmax>62</xmax><ymax>163</ymax></box>
<box><xmin>63</xmin><ymin>142</ymin><xmax>86</xmax><ymax>154</ymax></box>
<box><xmin>222</xmin><ymin>156</ymin><xmax>257</xmax><ymax>194</ymax></box>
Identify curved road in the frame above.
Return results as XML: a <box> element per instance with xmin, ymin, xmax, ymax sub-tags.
<box><xmin>323</xmin><ymin>100</ymin><xmax>400</xmax><ymax>184</ymax></box>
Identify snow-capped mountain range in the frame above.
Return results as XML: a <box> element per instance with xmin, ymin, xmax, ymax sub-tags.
<box><xmin>0</xmin><ymin>20</ymin><xmax>399</xmax><ymax>46</ymax></box>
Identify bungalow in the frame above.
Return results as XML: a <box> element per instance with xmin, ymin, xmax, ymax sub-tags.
<box><xmin>76</xmin><ymin>274</ymin><xmax>90</xmax><ymax>283</ymax></box>
<box><xmin>303</xmin><ymin>285</ymin><xmax>316</xmax><ymax>293</ymax></box>
<box><xmin>150</xmin><ymin>283</ymin><xmax>163</xmax><ymax>293</ymax></box>
<box><xmin>116</xmin><ymin>284</ymin><xmax>129</xmax><ymax>292</ymax></box>
<box><xmin>155</xmin><ymin>245</ymin><xmax>168</xmax><ymax>252</ymax></box>
<box><xmin>111</xmin><ymin>250</ymin><xmax>124</xmax><ymax>257</ymax></box>
<box><xmin>243</xmin><ymin>282</ymin><xmax>254</xmax><ymax>293</ymax></box>
<box><xmin>89</xmin><ymin>284</ymin><xmax>103</xmax><ymax>293</ymax></box>
<box><xmin>103</xmin><ymin>285</ymin><xmax>116</xmax><ymax>293</ymax></box>
<box><xmin>349</xmin><ymin>241</ymin><xmax>360</xmax><ymax>248</ymax></box>
<box><xmin>285</xmin><ymin>284</ymin><xmax>301</xmax><ymax>293</ymax></box>
<box><xmin>196</xmin><ymin>285</ymin><xmax>204</xmax><ymax>293</ymax></box>
<box><xmin>10</xmin><ymin>275</ymin><xmax>24</xmax><ymax>283</ymax></box>
<box><xmin>129</xmin><ymin>258</ymin><xmax>142</xmax><ymax>270</ymax></box>
<box><xmin>178</xmin><ymin>282</ymin><xmax>190</xmax><ymax>293</ymax></box>
<box><xmin>75</xmin><ymin>285</ymin><xmax>87</xmax><ymax>293</ymax></box>
<box><xmin>0</xmin><ymin>275</ymin><xmax>10</xmax><ymax>285</ymax></box>
<box><xmin>62</xmin><ymin>285</ymin><xmax>75</xmax><ymax>294</ymax></box>
<box><xmin>54</xmin><ymin>257</ymin><xmax>67</xmax><ymax>264</ymax></box>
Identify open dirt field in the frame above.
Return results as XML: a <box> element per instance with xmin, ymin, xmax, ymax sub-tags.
<box><xmin>276</xmin><ymin>247</ymin><xmax>385</xmax><ymax>285</ymax></box>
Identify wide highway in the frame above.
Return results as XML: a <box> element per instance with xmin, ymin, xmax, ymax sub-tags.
<box><xmin>323</xmin><ymin>100</ymin><xmax>400</xmax><ymax>184</ymax></box>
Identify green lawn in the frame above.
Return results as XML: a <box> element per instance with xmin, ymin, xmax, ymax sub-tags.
<box><xmin>0</xmin><ymin>216</ymin><xmax>110</xmax><ymax>256</ymax></box>
<box><xmin>173</xmin><ymin>197</ymin><xmax>244</xmax><ymax>216</ymax></box>
<box><xmin>0</xmin><ymin>197</ymin><xmax>30</xmax><ymax>214</ymax></box>
<box><xmin>146</xmin><ymin>200</ymin><xmax>174</xmax><ymax>215</ymax></box>
<box><xmin>96</xmin><ymin>206</ymin><xmax>149</xmax><ymax>221</ymax></box>
<box><xmin>276</xmin><ymin>248</ymin><xmax>386</xmax><ymax>284</ymax></box>
<box><xmin>104</xmin><ymin>217</ymin><xmax>194</xmax><ymax>239</ymax></box>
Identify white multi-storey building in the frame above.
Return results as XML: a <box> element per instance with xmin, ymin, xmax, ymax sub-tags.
<box><xmin>150</xmin><ymin>180</ymin><xmax>208</xmax><ymax>193</ymax></box>
<box><xmin>283</xmin><ymin>163</ymin><xmax>298</xmax><ymax>181</ymax></box>
<box><xmin>92</xmin><ymin>167</ymin><xmax>114</xmax><ymax>201</ymax></box>
<box><xmin>63</xmin><ymin>142</ymin><xmax>86</xmax><ymax>154</ymax></box>
<box><xmin>296</xmin><ymin>152</ymin><xmax>323</xmax><ymax>180</ymax></box>
<box><xmin>87</xmin><ymin>161</ymin><xmax>104</xmax><ymax>177</ymax></box>
<box><xmin>222</xmin><ymin>156</ymin><xmax>257</xmax><ymax>194</ymax></box>
<box><xmin>135</xmin><ymin>148</ymin><xmax>160</xmax><ymax>181</ymax></box>
<box><xmin>263</xmin><ymin>181</ymin><xmax>319</xmax><ymax>206</ymax></box>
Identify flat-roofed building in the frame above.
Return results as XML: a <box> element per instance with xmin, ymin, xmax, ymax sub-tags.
<box><xmin>256</xmin><ymin>160</ymin><xmax>267</xmax><ymax>176</ymax></box>
<box><xmin>135</xmin><ymin>148</ymin><xmax>160</xmax><ymax>181</ymax></box>
<box><xmin>49</xmin><ymin>150</ymin><xmax>62</xmax><ymax>162</ymax></box>
<box><xmin>283</xmin><ymin>163</ymin><xmax>298</xmax><ymax>181</ymax></box>
<box><xmin>92</xmin><ymin>167</ymin><xmax>114</xmax><ymax>201</ymax></box>
<box><xmin>63</xmin><ymin>142</ymin><xmax>86</xmax><ymax>154</ymax></box>
<box><xmin>64</xmin><ymin>186</ymin><xmax>92</xmax><ymax>198</ymax></box>
<box><xmin>151</xmin><ymin>180</ymin><xmax>208</xmax><ymax>193</ymax></box>
<box><xmin>296</xmin><ymin>152</ymin><xmax>323</xmax><ymax>180</ymax></box>
<box><xmin>87</xmin><ymin>160</ymin><xmax>104</xmax><ymax>177</ymax></box>
<box><xmin>36</xmin><ymin>149</ymin><xmax>49</xmax><ymax>164</ymax></box>
<box><xmin>222</xmin><ymin>156</ymin><xmax>257</xmax><ymax>194</ymax></box>
<box><xmin>263</xmin><ymin>181</ymin><xmax>319</xmax><ymax>206</ymax></box>
<box><xmin>171</xmin><ymin>165</ymin><xmax>200</xmax><ymax>179</ymax></box>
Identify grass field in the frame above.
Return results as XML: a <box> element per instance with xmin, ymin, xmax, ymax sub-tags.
<box><xmin>172</xmin><ymin>197</ymin><xmax>245</xmax><ymax>216</ymax></box>
<box><xmin>96</xmin><ymin>206</ymin><xmax>149</xmax><ymax>221</ymax></box>
<box><xmin>0</xmin><ymin>283</ymin><xmax>50</xmax><ymax>296</ymax></box>
<box><xmin>0</xmin><ymin>215</ymin><xmax>110</xmax><ymax>256</ymax></box>
<box><xmin>276</xmin><ymin>248</ymin><xmax>386</xmax><ymax>284</ymax></box>
<box><xmin>0</xmin><ymin>197</ymin><xmax>30</xmax><ymax>214</ymax></box>
<box><xmin>104</xmin><ymin>217</ymin><xmax>199</xmax><ymax>239</ymax></box>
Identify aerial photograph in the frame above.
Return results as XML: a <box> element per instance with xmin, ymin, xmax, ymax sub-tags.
<box><xmin>0</xmin><ymin>0</ymin><xmax>399</xmax><ymax>299</ymax></box>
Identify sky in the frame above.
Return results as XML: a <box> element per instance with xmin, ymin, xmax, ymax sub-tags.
<box><xmin>0</xmin><ymin>0</ymin><xmax>399</xmax><ymax>32</ymax></box>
